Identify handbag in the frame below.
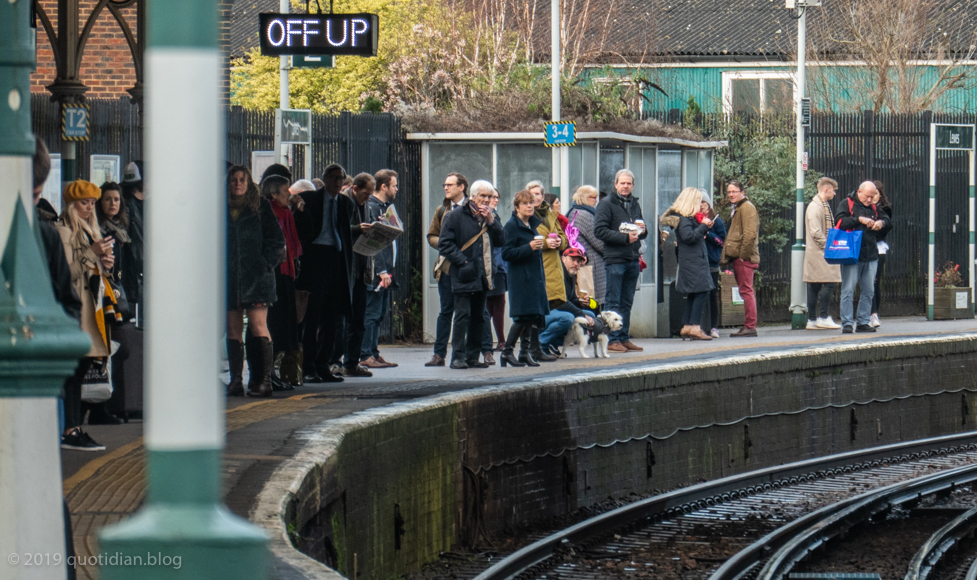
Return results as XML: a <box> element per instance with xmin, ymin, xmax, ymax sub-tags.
<box><xmin>824</xmin><ymin>229</ymin><xmax>862</xmax><ymax>265</ymax></box>
<box><xmin>824</xmin><ymin>198</ymin><xmax>869</xmax><ymax>265</ymax></box>
<box><xmin>81</xmin><ymin>356</ymin><xmax>113</xmax><ymax>403</ymax></box>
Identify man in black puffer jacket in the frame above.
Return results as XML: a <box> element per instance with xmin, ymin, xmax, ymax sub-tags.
<box><xmin>438</xmin><ymin>180</ymin><xmax>505</xmax><ymax>369</ymax></box>
<box><xmin>594</xmin><ymin>169</ymin><xmax>647</xmax><ymax>352</ymax></box>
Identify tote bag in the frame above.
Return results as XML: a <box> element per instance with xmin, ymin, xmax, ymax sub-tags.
<box><xmin>824</xmin><ymin>228</ymin><xmax>862</xmax><ymax>265</ymax></box>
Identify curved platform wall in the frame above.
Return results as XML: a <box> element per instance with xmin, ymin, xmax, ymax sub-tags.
<box><xmin>253</xmin><ymin>336</ymin><xmax>977</xmax><ymax>580</ymax></box>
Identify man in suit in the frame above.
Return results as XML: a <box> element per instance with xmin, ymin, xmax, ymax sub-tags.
<box><xmin>293</xmin><ymin>163</ymin><xmax>355</xmax><ymax>383</ymax></box>
<box><xmin>342</xmin><ymin>173</ymin><xmax>377</xmax><ymax>378</ymax></box>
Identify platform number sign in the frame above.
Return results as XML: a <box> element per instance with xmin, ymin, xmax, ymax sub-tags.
<box><xmin>545</xmin><ymin>121</ymin><xmax>576</xmax><ymax>147</ymax></box>
<box><xmin>62</xmin><ymin>104</ymin><xmax>90</xmax><ymax>141</ymax></box>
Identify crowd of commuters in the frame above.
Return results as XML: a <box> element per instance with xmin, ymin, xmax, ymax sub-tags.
<box><xmin>32</xmin><ymin>129</ymin><xmax>898</xmax><ymax>449</ymax></box>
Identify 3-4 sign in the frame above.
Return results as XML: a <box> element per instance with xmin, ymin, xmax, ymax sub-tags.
<box><xmin>62</xmin><ymin>104</ymin><xmax>89</xmax><ymax>141</ymax></box>
<box><xmin>545</xmin><ymin>121</ymin><xmax>576</xmax><ymax>147</ymax></box>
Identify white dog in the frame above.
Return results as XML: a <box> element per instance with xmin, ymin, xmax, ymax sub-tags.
<box><xmin>561</xmin><ymin>310</ymin><xmax>624</xmax><ymax>359</ymax></box>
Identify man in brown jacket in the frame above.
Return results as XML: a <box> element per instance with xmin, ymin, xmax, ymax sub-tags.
<box><xmin>720</xmin><ymin>180</ymin><xmax>760</xmax><ymax>337</ymax></box>
<box><xmin>425</xmin><ymin>172</ymin><xmax>468</xmax><ymax>366</ymax></box>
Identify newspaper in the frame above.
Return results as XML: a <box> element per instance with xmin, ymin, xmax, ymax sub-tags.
<box><xmin>353</xmin><ymin>203</ymin><xmax>403</xmax><ymax>257</ymax></box>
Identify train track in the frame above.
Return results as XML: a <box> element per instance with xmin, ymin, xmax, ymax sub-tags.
<box><xmin>469</xmin><ymin>433</ymin><xmax>977</xmax><ymax>580</ymax></box>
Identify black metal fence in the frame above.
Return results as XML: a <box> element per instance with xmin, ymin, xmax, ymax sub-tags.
<box><xmin>35</xmin><ymin>97</ymin><xmax>969</xmax><ymax>326</ymax></box>
<box><xmin>679</xmin><ymin>109</ymin><xmax>976</xmax><ymax>319</ymax></box>
<box><xmin>33</xmin><ymin>96</ymin><xmax>422</xmax><ymax>341</ymax></box>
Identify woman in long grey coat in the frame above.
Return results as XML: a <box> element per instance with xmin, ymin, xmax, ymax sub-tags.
<box><xmin>662</xmin><ymin>187</ymin><xmax>715</xmax><ymax>341</ymax></box>
<box><xmin>567</xmin><ymin>185</ymin><xmax>606</xmax><ymax>303</ymax></box>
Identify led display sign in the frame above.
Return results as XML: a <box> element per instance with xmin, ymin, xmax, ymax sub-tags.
<box><xmin>259</xmin><ymin>13</ymin><xmax>378</xmax><ymax>57</ymax></box>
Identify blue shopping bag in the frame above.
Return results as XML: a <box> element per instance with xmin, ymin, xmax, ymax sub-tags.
<box><xmin>824</xmin><ymin>228</ymin><xmax>862</xmax><ymax>265</ymax></box>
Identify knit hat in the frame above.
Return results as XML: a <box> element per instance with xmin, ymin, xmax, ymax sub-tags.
<box><xmin>122</xmin><ymin>161</ymin><xmax>142</xmax><ymax>183</ymax></box>
<box><xmin>63</xmin><ymin>180</ymin><xmax>101</xmax><ymax>204</ymax></box>
<box><xmin>261</xmin><ymin>163</ymin><xmax>292</xmax><ymax>183</ymax></box>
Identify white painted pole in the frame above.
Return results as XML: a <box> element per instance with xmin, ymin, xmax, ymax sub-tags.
<box><xmin>551</xmin><ymin>0</ymin><xmax>561</xmax><ymax>195</ymax></box>
<box><xmin>928</xmin><ymin>123</ymin><xmax>936</xmax><ymax>320</ymax></box>
<box><xmin>274</xmin><ymin>0</ymin><xmax>290</xmax><ymax>166</ymax></box>
<box><xmin>789</xmin><ymin>4</ymin><xmax>807</xmax><ymax>329</ymax></box>
<box><xmin>969</xmin><ymin>146</ymin><xmax>975</xmax><ymax>316</ymax></box>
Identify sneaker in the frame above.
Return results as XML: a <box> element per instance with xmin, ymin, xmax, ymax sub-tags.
<box><xmin>870</xmin><ymin>313</ymin><xmax>881</xmax><ymax>327</ymax></box>
<box><xmin>806</xmin><ymin>320</ymin><xmax>818</xmax><ymax>330</ymax></box>
<box><xmin>710</xmin><ymin>328</ymin><xmax>720</xmax><ymax>339</ymax></box>
<box><xmin>856</xmin><ymin>324</ymin><xmax>877</xmax><ymax>333</ymax></box>
<box><xmin>61</xmin><ymin>429</ymin><xmax>106</xmax><ymax>452</ymax></box>
<box><xmin>842</xmin><ymin>325</ymin><xmax>854</xmax><ymax>334</ymax></box>
<box><xmin>816</xmin><ymin>316</ymin><xmax>842</xmax><ymax>329</ymax></box>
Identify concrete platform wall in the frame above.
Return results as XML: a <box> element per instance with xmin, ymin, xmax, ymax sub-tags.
<box><xmin>254</xmin><ymin>336</ymin><xmax>977</xmax><ymax>580</ymax></box>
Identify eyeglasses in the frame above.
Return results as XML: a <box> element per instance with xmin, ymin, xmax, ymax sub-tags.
<box><xmin>443</xmin><ymin>182</ymin><xmax>459</xmax><ymax>188</ymax></box>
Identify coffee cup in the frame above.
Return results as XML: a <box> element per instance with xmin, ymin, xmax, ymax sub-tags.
<box><xmin>534</xmin><ymin>235</ymin><xmax>544</xmax><ymax>241</ymax></box>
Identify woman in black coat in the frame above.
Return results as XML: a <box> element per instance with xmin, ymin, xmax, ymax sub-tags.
<box><xmin>500</xmin><ymin>190</ymin><xmax>550</xmax><ymax>367</ymax></box>
<box><xmin>226</xmin><ymin>165</ymin><xmax>286</xmax><ymax>398</ymax></box>
<box><xmin>663</xmin><ymin>187</ymin><xmax>715</xmax><ymax>341</ymax></box>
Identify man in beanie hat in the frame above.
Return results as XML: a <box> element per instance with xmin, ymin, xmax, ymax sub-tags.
<box><xmin>121</xmin><ymin>161</ymin><xmax>144</xmax><ymax>309</ymax></box>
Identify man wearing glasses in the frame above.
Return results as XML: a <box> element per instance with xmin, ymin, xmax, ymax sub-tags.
<box><xmin>425</xmin><ymin>173</ymin><xmax>469</xmax><ymax>366</ymax></box>
<box><xmin>293</xmin><ymin>164</ymin><xmax>356</xmax><ymax>382</ymax></box>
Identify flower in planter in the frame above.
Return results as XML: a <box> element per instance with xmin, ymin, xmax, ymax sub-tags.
<box><xmin>933</xmin><ymin>261</ymin><xmax>964</xmax><ymax>288</ymax></box>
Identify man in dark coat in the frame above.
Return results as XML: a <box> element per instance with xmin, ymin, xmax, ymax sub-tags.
<box><xmin>341</xmin><ymin>173</ymin><xmax>376</xmax><ymax>378</ymax></box>
<box><xmin>121</xmin><ymin>161</ymin><xmax>144</xmax><ymax>310</ymax></box>
<box><xmin>594</xmin><ymin>169</ymin><xmax>647</xmax><ymax>352</ymax></box>
<box><xmin>360</xmin><ymin>169</ymin><xmax>399</xmax><ymax>369</ymax></box>
<box><xmin>293</xmin><ymin>163</ymin><xmax>355</xmax><ymax>383</ymax></box>
<box><xmin>437</xmin><ymin>180</ymin><xmax>505</xmax><ymax>369</ymax></box>
<box><xmin>835</xmin><ymin>181</ymin><xmax>891</xmax><ymax>334</ymax></box>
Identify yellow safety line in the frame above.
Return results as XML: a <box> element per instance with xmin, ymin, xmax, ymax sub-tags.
<box><xmin>63</xmin><ymin>392</ymin><xmax>321</xmax><ymax>496</ymax></box>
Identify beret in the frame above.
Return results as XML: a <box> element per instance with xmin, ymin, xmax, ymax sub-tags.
<box><xmin>63</xmin><ymin>180</ymin><xmax>101</xmax><ymax>204</ymax></box>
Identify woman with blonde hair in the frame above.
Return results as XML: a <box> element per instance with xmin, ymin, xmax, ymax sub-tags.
<box><xmin>58</xmin><ymin>180</ymin><xmax>121</xmax><ymax>450</ymax></box>
<box><xmin>660</xmin><ymin>187</ymin><xmax>715</xmax><ymax>340</ymax></box>
<box><xmin>567</xmin><ymin>185</ymin><xmax>606</xmax><ymax>303</ymax></box>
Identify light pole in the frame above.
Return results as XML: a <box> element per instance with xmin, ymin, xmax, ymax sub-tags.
<box><xmin>98</xmin><ymin>1</ymin><xmax>269</xmax><ymax>578</ymax></box>
<box><xmin>0</xmin><ymin>1</ymin><xmax>92</xmax><ymax>579</ymax></box>
<box><xmin>273</xmin><ymin>0</ymin><xmax>290</xmax><ymax>166</ymax></box>
<box><xmin>789</xmin><ymin>0</ymin><xmax>811</xmax><ymax>329</ymax></box>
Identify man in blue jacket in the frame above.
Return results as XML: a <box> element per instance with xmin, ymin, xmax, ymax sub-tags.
<box><xmin>835</xmin><ymin>181</ymin><xmax>890</xmax><ymax>334</ymax></box>
<box><xmin>594</xmin><ymin>169</ymin><xmax>647</xmax><ymax>352</ymax></box>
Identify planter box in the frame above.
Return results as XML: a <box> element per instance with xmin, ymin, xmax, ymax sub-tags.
<box><xmin>720</xmin><ymin>273</ymin><xmax>745</xmax><ymax>327</ymax></box>
<box><xmin>934</xmin><ymin>287</ymin><xmax>973</xmax><ymax>320</ymax></box>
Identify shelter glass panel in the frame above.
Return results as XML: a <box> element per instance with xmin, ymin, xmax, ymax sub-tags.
<box><xmin>569</xmin><ymin>142</ymin><xmax>599</xmax><ymax>193</ymax></box>
<box><xmin>599</xmin><ymin>144</ymin><xmax>625</xmax><ymax>196</ymax></box>
<box><xmin>658</xmin><ymin>151</ymin><xmax>682</xmax><ymax>285</ymax></box>
<box><xmin>496</xmin><ymin>144</ymin><xmax>553</xmax><ymax>212</ymax></box>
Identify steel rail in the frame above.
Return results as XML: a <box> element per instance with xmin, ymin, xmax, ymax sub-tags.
<box><xmin>471</xmin><ymin>432</ymin><xmax>977</xmax><ymax>580</ymax></box>
<box><xmin>966</xmin><ymin>547</ymin><xmax>977</xmax><ymax>580</ymax></box>
<box><xmin>740</xmin><ymin>463</ymin><xmax>977</xmax><ymax>580</ymax></box>
<box><xmin>907</xmin><ymin>505</ymin><xmax>977</xmax><ymax>580</ymax></box>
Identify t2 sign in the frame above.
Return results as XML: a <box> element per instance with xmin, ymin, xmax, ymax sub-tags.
<box><xmin>259</xmin><ymin>13</ymin><xmax>378</xmax><ymax>57</ymax></box>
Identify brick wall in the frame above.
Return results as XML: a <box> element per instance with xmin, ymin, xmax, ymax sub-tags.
<box><xmin>32</xmin><ymin>1</ymin><xmax>233</xmax><ymax>101</ymax></box>
<box><xmin>262</xmin><ymin>336</ymin><xmax>977</xmax><ymax>580</ymax></box>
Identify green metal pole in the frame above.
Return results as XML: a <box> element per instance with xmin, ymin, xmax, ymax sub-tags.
<box><xmin>98</xmin><ymin>1</ymin><xmax>269</xmax><ymax>579</ymax></box>
<box><xmin>928</xmin><ymin>123</ymin><xmax>936</xmax><ymax>321</ymax></box>
<box><xmin>0</xmin><ymin>1</ymin><xmax>92</xmax><ymax>578</ymax></box>
<box><xmin>789</xmin><ymin>4</ymin><xmax>808</xmax><ymax>329</ymax></box>
<box><xmin>969</xmin><ymin>147</ymin><xmax>975</xmax><ymax>318</ymax></box>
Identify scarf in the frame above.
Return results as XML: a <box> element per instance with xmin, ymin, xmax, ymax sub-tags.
<box><xmin>100</xmin><ymin>218</ymin><xmax>131</xmax><ymax>245</ymax></box>
<box><xmin>469</xmin><ymin>202</ymin><xmax>494</xmax><ymax>291</ymax></box>
<box><xmin>821</xmin><ymin>198</ymin><xmax>834</xmax><ymax>234</ymax></box>
<box><xmin>614</xmin><ymin>191</ymin><xmax>634</xmax><ymax>208</ymax></box>
<box><xmin>569</xmin><ymin>203</ymin><xmax>596</xmax><ymax>216</ymax></box>
<box><xmin>228</xmin><ymin>194</ymin><xmax>248</xmax><ymax>221</ymax></box>
<box><xmin>272</xmin><ymin>200</ymin><xmax>303</xmax><ymax>278</ymax></box>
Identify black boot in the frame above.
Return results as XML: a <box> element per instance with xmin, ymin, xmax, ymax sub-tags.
<box><xmin>518</xmin><ymin>325</ymin><xmax>539</xmax><ymax>367</ymax></box>
<box><xmin>246</xmin><ymin>336</ymin><xmax>274</xmax><ymax>398</ymax></box>
<box><xmin>500</xmin><ymin>322</ymin><xmax>527</xmax><ymax>368</ymax></box>
<box><xmin>226</xmin><ymin>338</ymin><xmax>245</xmax><ymax>396</ymax></box>
<box><xmin>530</xmin><ymin>326</ymin><xmax>557</xmax><ymax>362</ymax></box>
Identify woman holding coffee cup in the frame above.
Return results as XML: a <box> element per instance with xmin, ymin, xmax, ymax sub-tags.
<box><xmin>501</xmin><ymin>190</ymin><xmax>550</xmax><ymax>367</ymax></box>
<box><xmin>527</xmin><ymin>184</ymin><xmax>568</xmax><ymax>363</ymax></box>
